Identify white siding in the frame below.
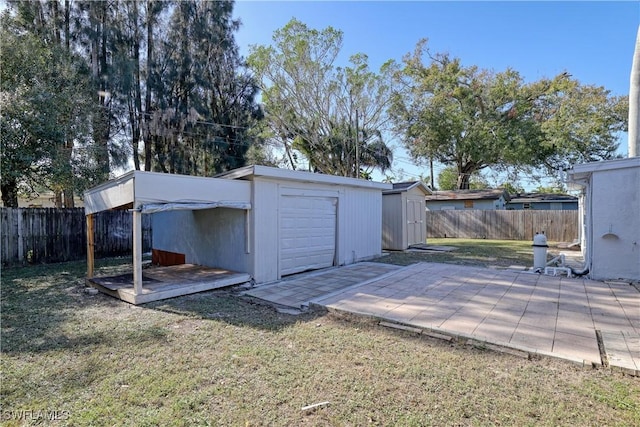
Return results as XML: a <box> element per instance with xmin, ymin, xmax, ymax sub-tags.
<box><xmin>84</xmin><ymin>171</ymin><xmax>251</xmax><ymax>215</ymax></box>
<box><xmin>250</xmin><ymin>178</ymin><xmax>385</xmax><ymax>283</ymax></box>
<box><xmin>341</xmin><ymin>187</ymin><xmax>383</xmax><ymax>264</ymax></box>
<box><xmin>251</xmin><ymin>180</ymin><xmax>279</xmax><ymax>283</ymax></box>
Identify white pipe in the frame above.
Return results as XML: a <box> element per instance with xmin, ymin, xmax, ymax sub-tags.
<box><xmin>546</xmin><ymin>253</ymin><xmax>565</xmax><ymax>267</ymax></box>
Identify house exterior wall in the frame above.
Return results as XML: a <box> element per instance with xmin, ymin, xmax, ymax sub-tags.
<box><xmin>589</xmin><ymin>165</ymin><xmax>640</xmax><ymax>281</ymax></box>
<box><xmin>152</xmin><ymin>208</ymin><xmax>250</xmax><ymax>274</ymax></box>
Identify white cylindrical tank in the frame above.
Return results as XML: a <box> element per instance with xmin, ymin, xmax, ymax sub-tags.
<box><xmin>532</xmin><ymin>232</ymin><xmax>549</xmax><ymax>271</ymax></box>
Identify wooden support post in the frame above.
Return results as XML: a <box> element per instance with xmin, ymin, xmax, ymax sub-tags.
<box><xmin>86</xmin><ymin>214</ymin><xmax>95</xmax><ymax>278</ymax></box>
<box><xmin>132</xmin><ymin>210</ymin><xmax>143</xmax><ymax>296</ymax></box>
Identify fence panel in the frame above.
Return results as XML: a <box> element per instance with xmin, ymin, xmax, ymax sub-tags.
<box><xmin>1</xmin><ymin>208</ymin><xmax>152</xmax><ymax>265</ymax></box>
<box><xmin>426</xmin><ymin>210</ymin><xmax>578</xmax><ymax>242</ymax></box>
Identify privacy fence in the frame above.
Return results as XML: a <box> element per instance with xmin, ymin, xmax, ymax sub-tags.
<box><xmin>1</xmin><ymin>208</ymin><xmax>152</xmax><ymax>265</ymax></box>
<box><xmin>426</xmin><ymin>210</ymin><xmax>579</xmax><ymax>242</ymax></box>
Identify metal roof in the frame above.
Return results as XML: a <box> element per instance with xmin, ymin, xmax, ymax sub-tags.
<box><xmin>382</xmin><ymin>181</ymin><xmax>432</xmax><ymax>195</ymax></box>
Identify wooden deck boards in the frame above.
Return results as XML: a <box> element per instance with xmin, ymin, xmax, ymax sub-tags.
<box><xmin>87</xmin><ymin>264</ymin><xmax>251</xmax><ymax>305</ymax></box>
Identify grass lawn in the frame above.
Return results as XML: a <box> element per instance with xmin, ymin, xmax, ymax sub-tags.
<box><xmin>2</xmin><ymin>242</ymin><xmax>639</xmax><ymax>426</ymax></box>
<box><xmin>376</xmin><ymin>237</ymin><xmax>570</xmax><ymax>268</ymax></box>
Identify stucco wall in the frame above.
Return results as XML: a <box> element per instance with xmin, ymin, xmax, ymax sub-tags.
<box><xmin>152</xmin><ymin>208</ymin><xmax>250</xmax><ymax>274</ymax></box>
<box><xmin>589</xmin><ymin>166</ymin><xmax>640</xmax><ymax>281</ymax></box>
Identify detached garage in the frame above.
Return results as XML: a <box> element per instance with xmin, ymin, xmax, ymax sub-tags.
<box><xmin>213</xmin><ymin>165</ymin><xmax>391</xmax><ymax>283</ymax></box>
<box><xmin>85</xmin><ymin>166</ymin><xmax>390</xmax><ymax>303</ymax></box>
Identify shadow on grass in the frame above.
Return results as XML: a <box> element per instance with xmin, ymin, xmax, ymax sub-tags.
<box><xmin>2</xmin><ymin>257</ymin><xmax>327</xmax><ymax>358</ymax></box>
<box><xmin>145</xmin><ymin>289</ymin><xmax>326</xmax><ymax>332</ymax></box>
<box><xmin>1</xmin><ymin>258</ymin><xmax>173</xmax><ymax>356</ymax></box>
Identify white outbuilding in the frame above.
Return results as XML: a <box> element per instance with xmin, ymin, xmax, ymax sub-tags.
<box><xmin>567</xmin><ymin>156</ymin><xmax>640</xmax><ymax>282</ymax></box>
<box><xmin>382</xmin><ymin>181</ymin><xmax>431</xmax><ymax>250</ymax></box>
<box><xmin>84</xmin><ymin>166</ymin><xmax>391</xmax><ymax>303</ymax></box>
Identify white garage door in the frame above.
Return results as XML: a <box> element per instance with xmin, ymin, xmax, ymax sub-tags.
<box><xmin>279</xmin><ymin>195</ymin><xmax>337</xmax><ymax>276</ymax></box>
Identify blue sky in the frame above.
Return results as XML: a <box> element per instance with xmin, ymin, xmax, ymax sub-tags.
<box><xmin>233</xmin><ymin>1</ymin><xmax>639</xmax><ymax>186</ymax></box>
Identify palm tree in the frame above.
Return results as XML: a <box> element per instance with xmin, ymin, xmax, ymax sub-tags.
<box><xmin>292</xmin><ymin>121</ymin><xmax>393</xmax><ymax>178</ymax></box>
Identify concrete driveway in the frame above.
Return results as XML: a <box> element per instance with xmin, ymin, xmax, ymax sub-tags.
<box><xmin>244</xmin><ymin>262</ymin><xmax>639</xmax><ymax>374</ymax></box>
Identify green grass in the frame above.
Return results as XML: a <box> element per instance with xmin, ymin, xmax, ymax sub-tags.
<box><xmin>376</xmin><ymin>237</ymin><xmax>564</xmax><ymax>268</ymax></box>
<box><xmin>1</xmin><ymin>247</ymin><xmax>638</xmax><ymax>426</ymax></box>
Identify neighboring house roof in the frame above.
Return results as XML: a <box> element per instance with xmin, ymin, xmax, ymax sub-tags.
<box><xmin>382</xmin><ymin>181</ymin><xmax>432</xmax><ymax>195</ymax></box>
<box><xmin>508</xmin><ymin>193</ymin><xmax>578</xmax><ymax>204</ymax></box>
<box><xmin>425</xmin><ymin>189</ymin><xmax>510</xmax><ymax>202</ymax></box>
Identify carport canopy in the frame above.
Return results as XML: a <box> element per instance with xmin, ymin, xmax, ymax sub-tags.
<box><xmin>84</xmin><ymin>170</ymin><xmax>252</xmax><ymax>215</ymax></box>
<box><xmin>83</xmin><ymin>171</ymin><xmax>252</xmax><ymax>296</ymax></box>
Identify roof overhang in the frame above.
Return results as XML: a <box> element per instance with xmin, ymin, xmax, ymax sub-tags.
<box><xmin>383</xmin><ymin>181</ymin><xmax>432</xmax><ymax>195</ymax></box>
<box><xmin>84</xmin><ymin>171</ymin><xmax>252</xmax><ymax>215</ymax></box>
<box><xmin>217</xmin><ymin>165</ymin><xmax>392</xmax><ymax>191</ymax></box>
<box><xmin>566</xmin><ymin>157</ymin><xmax>640</xmax><ymax>188</ymax></box>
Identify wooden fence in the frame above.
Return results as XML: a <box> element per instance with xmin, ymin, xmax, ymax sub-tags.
<box><xmin>426</xmin><ymin>210</ymin><xmax>579</xmax><ymax>242</ymax></box>
<box><xmin>1</xmin><ymin>208</ymin><xmax>152</xmax><ymax>265</ymax></box>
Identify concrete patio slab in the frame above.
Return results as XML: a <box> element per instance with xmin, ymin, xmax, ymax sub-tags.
<box><xmin>243</xmin><ymin>260</ymin><xmax>639</xmax><ymax>374</ymax></box>
<box><xmin>242</xmin><ymin>262</ymin><xmax>402</xmax><ymax>309</ymax></box>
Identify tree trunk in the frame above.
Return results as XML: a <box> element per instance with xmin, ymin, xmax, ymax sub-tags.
<box><xmin>132</xmin><ymin>0</ymin><xmax>142</xmax><ymax>170</ymax></box>
<box><xmin>456</xmin><ymin>173</ymin><xmax>471</xmax><ymax>190</ymax></box>
<box><xmin>143</xmin><ymin>0</ymin><xmax>154</xmax><ymax>171</ymax></box>
<box><xmin>90</xmin><ymin>1</ymin><xmax>111</xmax><ymax>180</ymax></box>
<box><xmin>1</xmin><ymin>179</ymin><xmax>19</xmax><ymax>207</ymax></box>
<box><xmin>64</xmin><ymin>189</ymin><xmax>74</xmax><ymax>208</ymax></box>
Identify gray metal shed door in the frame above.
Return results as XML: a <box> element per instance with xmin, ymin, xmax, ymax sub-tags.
<box><xmin>279</xmin><ymin>195</ymin><xmax>337</xmax><ymax>276</ymax></box>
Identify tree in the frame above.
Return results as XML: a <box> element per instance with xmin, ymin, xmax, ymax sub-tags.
<box><xmin>248</xmin><ymin>19</ymin><xmax>393</xmax><ymax>178</ymax></box>
<box><xmin>499</xmin><ymin>181</ymin><xmax>525</xmax><ymax>195</ymax></box>
<box><xmin>533</xmin><ymin>185</ymin><xmax>568</xmax><ymax>194</ymax></box>
<box><xmin>389</xmin><ymin>40</ymin><xmax>627</xmax><ymax>189</ymax></box>
<box><xmin>147</xmin><ymin>0</ymin><xmax>263</xmax><ymax>175</ymax></box>
<box><xmin>1</xmin><ymin>10</ymin><xmax>96</xmax><ymax>207</ymax></box>
<box><xmin>437</xmin><ymin>166</ymin><xmax>489</xmax><ymax>191</ymax></box>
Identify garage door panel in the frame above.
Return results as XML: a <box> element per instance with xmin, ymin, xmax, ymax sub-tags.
<box><xmin>279</xmin><ymin>196</ymin><xmax>336</xmax><ymax>276</ymax></box>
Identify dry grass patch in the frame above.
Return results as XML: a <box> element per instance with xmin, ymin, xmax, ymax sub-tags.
<box><xmin>1</xmin><ymin>257</ymin><xmax>638</xmax><ymax>426</ymax></box>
